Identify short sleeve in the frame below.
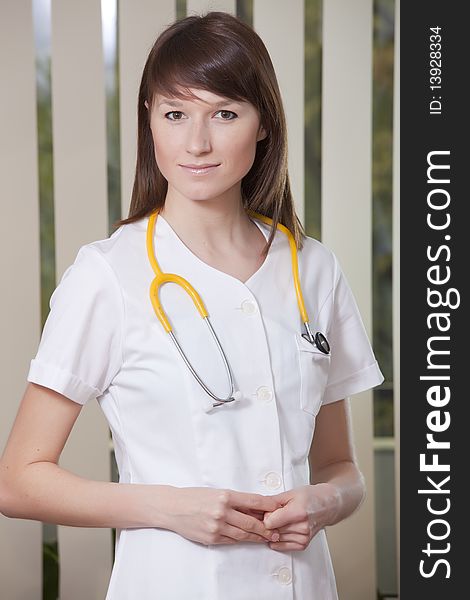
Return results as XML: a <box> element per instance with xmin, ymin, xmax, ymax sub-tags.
<box><xmin>27</xmin><ymin>245</ymin><xmax>124</xmax><ymax>405</ymax></box>
<box><xmin>322</xmin><ymin>254</ymin><xmax>384</xmax><ymax>405</ymax></box>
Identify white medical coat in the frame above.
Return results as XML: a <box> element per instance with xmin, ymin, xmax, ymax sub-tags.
<box><xmin>27</xmin><ymin>212</ymin><xmax>384</xmax><ymax>599</ymax></box>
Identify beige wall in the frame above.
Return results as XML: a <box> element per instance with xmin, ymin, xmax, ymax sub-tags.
<box><xmin>0</xmin><ymin>1</ymin><xmax>395</xmax><ymax>598</ymax></box>
<box><xmin>0</xmin><ymin>2</ymin><xmax>42</xmax><ymax>596</ymax></box>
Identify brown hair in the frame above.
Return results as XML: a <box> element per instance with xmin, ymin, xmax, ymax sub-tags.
<box><xmin>114</xmin><ymin>11</ymin><xmax>305</xmax><ymax>254</ymax></box>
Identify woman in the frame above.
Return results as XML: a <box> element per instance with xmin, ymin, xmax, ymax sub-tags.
<box><xmin>0</xmin><ymin>11</ymin><xmax>384</xmax><ymax>599</ymax></box>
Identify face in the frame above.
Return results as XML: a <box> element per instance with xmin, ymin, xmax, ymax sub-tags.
<box><xmin>145</xmin><ymin>88</ymin><xmax>267</xmax><ymax>206</ymax></box>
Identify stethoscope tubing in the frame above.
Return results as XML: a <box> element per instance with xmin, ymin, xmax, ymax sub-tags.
<box><xmin>168</xmin><ymin>319</ymin><xmax>237</xmax><ymax>407</ymax></box>
<box><xmin>146</xmin><ymin>207</ymin><xmax>329</xmax><ymax>407</ymax></box>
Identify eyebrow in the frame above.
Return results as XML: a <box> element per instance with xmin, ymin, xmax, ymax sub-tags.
<box><xmin>158</xmin><ymin>98</ymin><xmax>242</xmax><ymax>108</ymax></box>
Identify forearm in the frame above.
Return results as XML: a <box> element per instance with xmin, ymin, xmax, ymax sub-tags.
<box><xmin>0</xmin><ymin>461</ymin><xmax>176</xmax><ymax>529</ymax></box>
<box><xmin>310</xmin><ymin>459</ymin><xmax>366</xmax><ymax>525</ymax></box>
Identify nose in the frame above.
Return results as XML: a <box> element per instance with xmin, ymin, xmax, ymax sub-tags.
<box><xmin>185</xmin><ymin>119</ymin><xmax>212</xmax><ymax>155</ymax></box>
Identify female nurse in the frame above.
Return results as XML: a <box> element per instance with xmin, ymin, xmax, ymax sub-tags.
<box><xmin>0</xmin><ymin>11</ymin><xmax>384</xmax><ymax>600</ymax></box>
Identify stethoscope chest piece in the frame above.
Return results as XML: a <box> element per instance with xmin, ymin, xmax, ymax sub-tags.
<box><xmin>301</xmin><ymin>331</ymin><xmax>331</xmax><ymax>355</ymax></box>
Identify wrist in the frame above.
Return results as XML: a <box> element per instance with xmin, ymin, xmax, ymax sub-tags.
<box><xmin>310</xmin><ymin>482</ymin><xmax>343</xmax><ymax>526</ymax></box>
<box><xmin>325</xmin><ymin>482</ymin><xmax>343</xmax><ymax>525</ymax></box>
<box><xmin>146</xmin><ymin>484</ymin><xmax>179</xmax><ymax>530</ymax></box>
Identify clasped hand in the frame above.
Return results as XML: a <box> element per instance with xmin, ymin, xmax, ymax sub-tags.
<box><xmin>246</xmin><ymin>483</ymin><xmax>341</xmax><ymax>551</ymax></box>
<box><xmin>170</xmin><ymin>483</ymin><xmax>341</xmax><ymax>552</ymax></box>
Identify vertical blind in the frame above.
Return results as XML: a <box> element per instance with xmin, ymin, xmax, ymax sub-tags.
<box><xmin>0</xmin><ymin>1</ymin><xmax>395</xmax><ymax>598</ymax></box>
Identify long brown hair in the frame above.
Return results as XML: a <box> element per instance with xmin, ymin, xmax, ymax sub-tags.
<box><xmin>114</xmin><ymin>11</ymin><xmax>306</xmax><ymax>254</ymax></box>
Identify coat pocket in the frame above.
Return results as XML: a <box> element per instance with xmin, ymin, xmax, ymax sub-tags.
<box><xmin>295</xmin><ymin>333</ymin><xmax>331</xmax><ymax>416</ymax></box>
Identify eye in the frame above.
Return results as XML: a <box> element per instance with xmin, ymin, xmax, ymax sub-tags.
<box><xmin>164</xmin><ymin>110</ymin><xmax>238</xmax><ymax>121</ymax></box>
<box><xmin>216</xmin><ymin>110</ymin><xmax>238</xmax><ymax>120</ymax></box>
<box><xmin>164</xmin><ymin>111</ymin><xmax>184</xmax><ymax>121</ymax></box>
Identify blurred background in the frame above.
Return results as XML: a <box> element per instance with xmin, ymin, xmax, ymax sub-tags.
<box><xmin>0</xmin><ymin>0</ymin><xmax>398</xmax><ymax>598</ymax></box>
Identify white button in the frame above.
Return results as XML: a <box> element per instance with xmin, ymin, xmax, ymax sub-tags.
<box><xmin>241</xmin><ymin>299</ymin><xmax>257</xmax><ymax>315</ymax></box>
<box><xmin>277</xmin><ymin>566</ymin><xmax>292</xmax><ymax>585</ymax></box>
<box><xmin>256</xmin><ymin>386</ymin><xmax>273</xmax><ymax>402</ymax></box>
<box><xmin>264</xmin><ymin>471</ymin><xmax>282</xmax><ymax>490</ymax></box>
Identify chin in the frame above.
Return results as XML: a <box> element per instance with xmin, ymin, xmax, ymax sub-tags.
<box><xmin>178</xmin><ymin>189</ymin><xmax>231</xmax><ymax>203</ymax></box>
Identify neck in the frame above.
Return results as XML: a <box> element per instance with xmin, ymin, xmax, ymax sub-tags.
<box><xmin>159</xmin><ymin>189</ymin><xmax>255</xmax><ymax>251</ymax></box>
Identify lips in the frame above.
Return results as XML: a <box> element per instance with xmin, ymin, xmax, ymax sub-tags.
<box><xmin>180</xmin><ymin>163</ymin><xmax>220</xmax><ymax>168</ymax></box>
<box><xmin>179</xmin><ymin>164</ymin><xmax>220</xmax><ymax>175</ymax></box>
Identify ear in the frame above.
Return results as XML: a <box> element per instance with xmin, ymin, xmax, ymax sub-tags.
<box><xmin>257</xmin><ymin>125</ymin><xmax>267</xmax><ymax>142</ymax></box>
<box><xmin>144</xmin><ymin>100</ymin><xmax>149</xmax><ymax>110</ymax></box>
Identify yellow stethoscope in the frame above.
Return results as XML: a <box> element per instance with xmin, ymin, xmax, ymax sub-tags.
<box><xmin>146</xmin><ymin>207</ymin><xmax>330</xmax><ymax>408</ymax></box>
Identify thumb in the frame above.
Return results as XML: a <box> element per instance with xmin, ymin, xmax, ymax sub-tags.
<box><xmin>263</xmin><ymin>507</ymin><xmax>284</xmax><ymax>529</ymax></box>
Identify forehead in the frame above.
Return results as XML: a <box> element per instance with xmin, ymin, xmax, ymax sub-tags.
<box><xmin>154</xmin><ymin>88</ymin><xmax>244</xmax><ymax>108</ymax></box>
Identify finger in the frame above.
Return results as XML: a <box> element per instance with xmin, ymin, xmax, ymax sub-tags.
<box><xmin>269</xmin><ymin>541</ymin><xmax>305</xmax><ymax>551</ymax></box>
<box><xmin>230</xmin><ymin>491</ymin><xmax>281</xmax><ymax>513</ymax></box>
<box><xmin>269</xmin><ymin>528</ymin><xmax>323</xmax><ymax>551</ymax></box>
<box><xmin>206</xmin><ymin>525</ymin><xmax>267</xmax><ymax>546</ymax></box>
<box><xmin>247</xmin><ymin>508</ymin><xmax>266</xmax><ymax>516</ymax></box>
<box><xmin>276</xmin><ymin>527</ymin><xmax>307</xmax><ymax>535</ymax></box>
<box><xmin>264</xmin><ymin>512</ymin><xmax>293</xmax><ymax>530</ymax></box>
<box><xmin>264</xmin><ymin>508</ymin><xmax>308</xmax><ymax>530</ymax></box>
<box><xmin>269</xmin><ymin>532</ymin><xmax>309</xmax><ymax>545</ymax></box>
<box><xmin>242</xmin><ymin>509</ymin><xmax>265</xmax><ymax>520</ymax></box>
<box><xmin>229</xmin><ymin>508</ymin><xmax>280</xmax><ymax>540</ymax></box>
<box><xmin>217</xmin><ymin>535</ymin><xmax>238</xmax><ymax>545</ymax></box>
<box><xmin>222</xmin><ymin>523</ymin><xmax>272</xmax><ymax>544</ymax></box>
<box><xmin>277</xmin><ymin>522</ymin><xmax>312</xmax><ymax>536</ymax></box>
<box><xmin>226</xmin><ymin>508</ymin><xmax>279</xmax><ymax>541</ymax></box>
